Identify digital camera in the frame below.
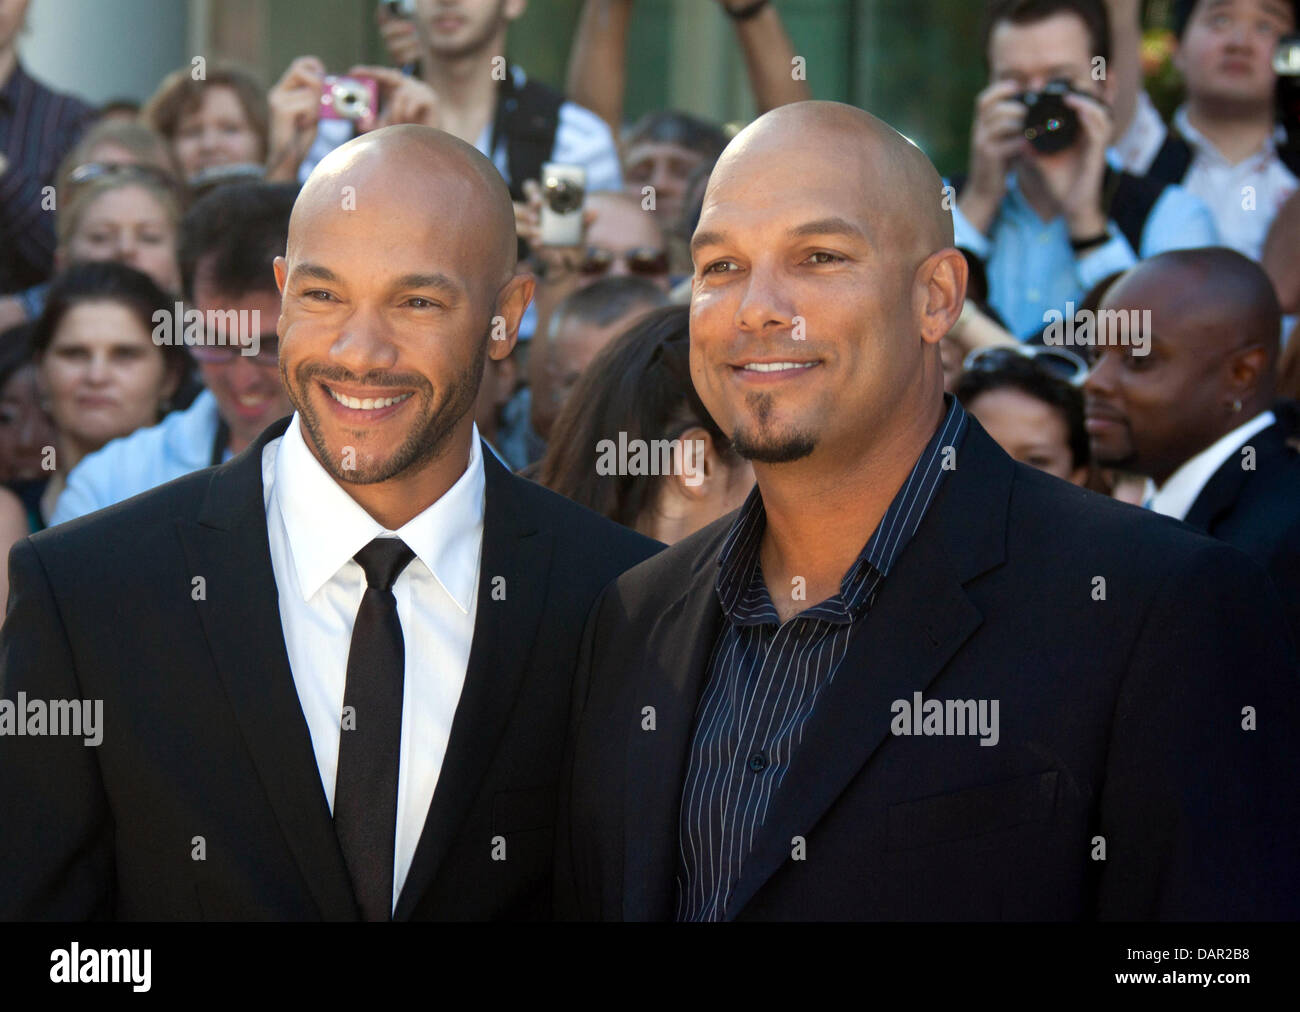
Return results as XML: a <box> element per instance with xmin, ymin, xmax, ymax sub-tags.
<box><xmin>1017</xmin><ymin>79</ymin><xmax>1080</xmax><ymax>155</ymax></box>
<box><xmin>320</xmin><ymin>75</ymin><xmax>378</xmax><ymax>129</ymax></box>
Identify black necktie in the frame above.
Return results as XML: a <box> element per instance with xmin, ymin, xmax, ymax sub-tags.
<box><xmin>334</xmin><ymin>537</ymin><xmax>415</xmax><ymax>921</ymax></box>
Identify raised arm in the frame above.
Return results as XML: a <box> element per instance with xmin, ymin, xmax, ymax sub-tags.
<box><xmin>717</xmin><ymin>0</ymin><xmax>812</xmax><ymax>112</ymax></box>
<box><xmin>566</xmin><ymin>0</ymin><xmax>635</xmax><ymax>137</ymax></box>
<box><xmin>1105</xmin><ymin>0</ymin><xmax>1142</xmax><ymax>142</ymax></box>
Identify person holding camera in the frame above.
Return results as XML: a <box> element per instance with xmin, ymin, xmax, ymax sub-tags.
<box><xmin>1111</xmin><ymin>0</ymin><xmax>1298</xmax><ymax>261</ymax></box>
<box><xmin>954</xmin><ymin>0</ymin><xmax>1217</xmax><ymax>339</ymax></box>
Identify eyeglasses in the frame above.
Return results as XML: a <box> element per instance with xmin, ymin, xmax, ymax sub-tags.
<box><xmin>580</xmin><ymin>246</ymin><xmax>670</xmax><ymax>278</ymax></box>
<box><xmin>962</xmin><ymin>344</ymin><xmax>1088</xmax><ymax>386</ymax></box>
<box><xmin>66</xmin><ymin>161</ymin><xmax>183</xmax><ymax>195</ymax></box>
<box><xmin>189</xmin><ymin>336</ymin><xmax>279</xmax><ymax>368</ymax></box>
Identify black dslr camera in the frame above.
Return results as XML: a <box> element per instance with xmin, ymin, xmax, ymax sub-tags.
<box><xmin>1017</xmin><ymin>79</ymin><xmax>1081</xmax><ymax>155</ymax></box>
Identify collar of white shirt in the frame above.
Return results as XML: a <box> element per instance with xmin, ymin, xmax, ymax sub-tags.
<box><xmin>1172</xmin><ymin>105</ymin><xmax>1287</xmax><ymax>168</ymax></box>
<box><xmin>1149</xmin><ymin>410</ymin><xmax>1276</xmax><ymax>521</ymax></box>
<box><xmin>269</xmin><ymin>414</ymin><xmax>485</xmax><ymax>610</ymax></box>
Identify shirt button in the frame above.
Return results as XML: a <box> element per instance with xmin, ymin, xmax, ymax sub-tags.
<box><xmin>748</xmin><ymin>751</ymin><xmax>769</xmax><ymax>773</ymax></box>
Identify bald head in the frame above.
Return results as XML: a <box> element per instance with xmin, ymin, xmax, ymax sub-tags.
<box><xmin>1105</xmin><ymin>248</ymin><xmax>1282</xmax><ymax>364</ymax></box>
<box><xmin>291</xmin><ymin>124</ymin><xmax>518</xmax><ymax>287</ymax></box>
<box><xmin>705</xmin><ymin>101</ymin><xmax>953</xmax><ymax>260</ymax></box>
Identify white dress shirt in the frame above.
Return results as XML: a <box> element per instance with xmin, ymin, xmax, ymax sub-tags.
<box><xmin>1149</xmin><ymin>410</ymin><xmax>1276</xmax><ymax>521</ymax></box>
<box><xmin>262</xmin><ymin>415</ymin><xmax>485</xmax><ymax>912</ymax></box>
<box><xmin>1116</xmin><ymin>95</ymin><xmax>1299</xmax><ymax>261</ymax></box>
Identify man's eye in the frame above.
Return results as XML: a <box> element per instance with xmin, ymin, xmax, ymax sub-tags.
<box><xmin>806</xmin><ymin>251</ymin><xmax>844</xmax><ymax>265</ymax></box>
<box><xmin>405</xmin><ymin>297</ymin><xmax>441</xmax><ymax>309</ymax></box>
<box><xmin>304</xmin><ymin>290</ymin><xmax>334</xmax><ymax>302</ymax></box>
<box><xmin>703</xmin><ymin>260</ymin><xmax>735</xmax><ymax>275</ymax></box>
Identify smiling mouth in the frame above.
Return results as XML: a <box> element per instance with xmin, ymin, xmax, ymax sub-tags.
<box><xmin>324</xmin><ymin>385</ymin><xmax>413</xmax><ymax>411</ymax></box>
<box><xmin>737</xmin><ymin>361</ymin><xmax>819</xmax><ymax>373</ymax></box>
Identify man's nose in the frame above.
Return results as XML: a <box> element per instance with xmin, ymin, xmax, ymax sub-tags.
<box><xmin>734</xmin><ymin>259</ymin><xmax>796</xmax><ymax>334</ymax></box>
<box><xmin>332</xmin><ymin>305</ymin><xmax>399</xmax><ymax>374</ymax></box>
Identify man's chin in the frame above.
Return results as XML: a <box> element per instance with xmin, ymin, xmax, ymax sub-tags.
<box><xmin>731</xmin><ymin>427</ymin><xmax>818</xmax><ymax>464</ymax></box>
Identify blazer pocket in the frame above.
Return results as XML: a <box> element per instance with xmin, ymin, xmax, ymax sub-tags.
<box><xmin>886</xmin><ymin>771</ymin><xmax>1059</xmax><ymax>851</ymax></box>
<box><xmin>492</xmin><ymin>785</ymin><xmax>556</xmax><ymax>836</ymax></box>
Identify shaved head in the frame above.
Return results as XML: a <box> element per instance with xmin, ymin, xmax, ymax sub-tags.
<box><xmin>688</xmin><ymin>100</ymin><xmax>966</xmax><ymax>474</ymax></box>
<box><xmin>291</xmin><ymin>124</ymin><xmax>518</xmax><ymax>292</ymax></box>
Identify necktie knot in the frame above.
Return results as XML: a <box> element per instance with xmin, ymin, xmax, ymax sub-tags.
<box><xmin>354</xmin><ymin>538</ymin><xmax>415</xmax><ymax>592</ymax></box>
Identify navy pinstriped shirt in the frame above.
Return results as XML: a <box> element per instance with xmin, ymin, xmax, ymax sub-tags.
<box><xmin>0</xmin><ymin>62</ymin><xmax>93</xmax><ymax>292</ymax></box>
<box><xmin>675</xmin><ymin>396</ymin><xmax>969</xmax><ymax>921</ymax></box>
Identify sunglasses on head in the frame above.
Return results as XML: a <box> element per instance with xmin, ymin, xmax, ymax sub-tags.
<box><xmin>67</xmin><ymin>161</ymin><xmax>182</xmax><ymax>193</ymax></box>
<box><xmin>580</xmin><ymin>246</ymin><xmax>670</xmax><ymax>278</ymax></box>
<box><xmin>962</xmin><ymin>344</ymin><xmax>1088</xmax><ymax>386</ymax></box>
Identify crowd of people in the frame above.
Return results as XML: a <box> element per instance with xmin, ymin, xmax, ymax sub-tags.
<box><xmin>1</xmin><ymin>0</ymin><xmax>1299</xmax><ymax>924</ymax></box>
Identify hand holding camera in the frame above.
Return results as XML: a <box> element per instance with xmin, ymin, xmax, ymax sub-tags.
<box><xmin>960</xmin><ymin>79</ymin><xmax>1030</xmax><ymax>236</ymax></box>
<box><xmin>266</xmin><ymin>55</ymin><xmax>328</xmax><ymax>182</ymax></box>
<box><xmin>345</xmin><ymin>65</ymin><xmax>442</xmax><ymax>131</ymax></box>
<box><xmin>1026</xmin><ymin>83</ymin><xmax>1113</xmax><ymax>242</ymax></box>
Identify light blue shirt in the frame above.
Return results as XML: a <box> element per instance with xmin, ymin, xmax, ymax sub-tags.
<box><xmin>49</xmin><ymin>389</ymin><xmax>224</xmax><ymax>525</ymax></box>
<box><xmin>951</xmin><ymin>157</ymin><xmax>1220</xmax><ymax>339</ymax></box>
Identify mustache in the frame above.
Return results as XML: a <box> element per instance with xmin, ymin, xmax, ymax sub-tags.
<box><xmin>295</xmin><ymin>362</ymin><xmax>432</xmax><ymax>393</ymax></box>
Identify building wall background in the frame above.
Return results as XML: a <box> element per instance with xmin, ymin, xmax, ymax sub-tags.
<box><xmin>19</xmin><ymin>0</ymin><xmax>989</xmax><ymax>175</ymax></box>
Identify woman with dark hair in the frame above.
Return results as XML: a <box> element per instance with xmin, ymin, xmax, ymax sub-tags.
<box><xmin>29</xmin><ymin>262</ymin><xmax>192</xmax><ymax>525</ymax></box>
<box><xmin>538</xmin><ymin>305</ymin><xmax>753</xmax><ymax>543</ymax></box>
<box><xmin>956</xmin><ymin>347</ymin><xmax>1090</xmax><ymax>487</ymax></box>
<box><xmin>0</xmin><ymin>324</ymin><xmax>57</xmax><ymax>596</ymax></box>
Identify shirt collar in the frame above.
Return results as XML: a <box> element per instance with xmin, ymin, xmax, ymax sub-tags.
<box><xmin>1172</xmin><ymin>104</ymin><xmax>1287</xmax><ymax>166</ymax></box>
<box><xmin>273</xmin><ymin>414</ymin><xmax>485</xmax><ymax>611</ymax></box>
<box><xmin>1150</xmin><ymin>409</ymin><xmax>1276</xmax><ymax>521</ymax></box>
<box><xmin>715</xmin><ymin>395</ymin><xmax>969</xmax><ymax>623</ymax></box>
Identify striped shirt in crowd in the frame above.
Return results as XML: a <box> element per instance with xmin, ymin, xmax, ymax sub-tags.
<box><xmin>675</xmin><ymin>395</ymin><xmax>970</xmax><ymax>922</ymax></box>
<box><xmin>0</xmin><ymin>61</ymin><xmax>93</xmax><ymax>293</ymax></box>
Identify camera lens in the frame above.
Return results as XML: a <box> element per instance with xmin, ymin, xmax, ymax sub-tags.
<box><xmin>545</xmin><ymin>178</ymin><xmax>585</xmax><ymax>214</ymax></box>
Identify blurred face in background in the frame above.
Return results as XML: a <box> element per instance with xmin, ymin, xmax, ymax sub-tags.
<box><xmin>192</xmin><ymin>268</ymin><xmax>293</xmax><ymax>455</ymax></box>
<box><xmin>966</xmin><ymin>386</ymin><xmax>1087</xmax><ymax>484</ymax></box>
<box><xmin>413</xmin><ymin>0</ymin><xmax>523</xmax><ymax>60</ymax></box>
<box><xmin>584</xmin><ymin>193</ymin><xmax>671</xmax><ymax>291</ymax></box>
<box><xmin>0</xmin><ymin>363</ymin><xmax>57</xmax><ymax>481</ymax></box>
<box><xmin>623</xmin><ymin>141</ymin><xmax>705</xmax><ymax>228</ymax></box>
<box><xmin>172</xmin><ymin>85</ymin><xmax>263</xmax><ymax>178</ymax></box>
<box><xmin>37</xmin><ymin>301</ymin><xmax>178</xmax><ymax>457</ymax></box>
<box><xmin>1176</xmin><ymin>0</ymin><xmax>1295</xmax><ymax>110</ymax></box>
<box><xmin>60</xmin><ymin>184</ymin><xmax>182</xmax><ymax>294</ymax></box>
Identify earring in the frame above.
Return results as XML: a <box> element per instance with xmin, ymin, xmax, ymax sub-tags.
<box><xmin>1232</xmin><ymin>399</ymin><xmax>1243</xmax><ymax>413</ymax></box>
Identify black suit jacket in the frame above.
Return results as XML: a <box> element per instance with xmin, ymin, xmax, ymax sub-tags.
<box><xmin>558</xmin><ymin>419</ymin><xmax>1300</xmax><ymax>921</ymax></box>
<box><xmin>1183</xmin><ymin>419</ymin><xmax>1300</xmax><ymax>650</ymax></box>
<box><xmin>0</xmin><ymin>417</ymin><xmax>659</xmax><ymax>920</ymax></box>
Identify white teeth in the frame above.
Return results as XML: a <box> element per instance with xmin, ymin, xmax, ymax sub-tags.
<box><xmin>237</xmin><ymin>394</ymin><xmax>266</xmax><ymax>405</ymax></box>
<box><xmin>327</xmin><ymin>387</ymin><xmax>412</xmax><ymax>410</ymax></box>
<box><xmin>741</xmin><ymin>361</ymin><xmax>817</xmax><ymax>372</ymax></box>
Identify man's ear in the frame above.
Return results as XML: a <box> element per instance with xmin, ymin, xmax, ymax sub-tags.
<box><xmin>489</xmin><ymin>272</ymin><xmax>535</xmax><ymax>362</ymax></box>
<box><xmin>917</xmin><ymin>247</ymin><xmax>968</xmax><ymax>346</ymax></box>
<box><xmin>667</xmin><ymin>426</ymin><xmax>719</xmax><ymax>501</ymax></box>
<box><xmin>273</xmin><ymin>255</ymin><xmax>288</xmax><ymax>295</ymax></box>
<box><xmin>1228</xmin><ymin>343</ymin><xmax>1270</xmax><ymax>403</ymax></box>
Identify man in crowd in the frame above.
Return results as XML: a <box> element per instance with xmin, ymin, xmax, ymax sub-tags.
<box><xmin>558</xmin><ymin>100</ymin><xmax>1300</xmax><ymax>921</ymax></box>
<box><xmin>1113</xmin><ymin>0</ymin><xmax>1299</xmax><ymax>260</ymax></box>
<box><xmin>954</xmin><ymin>0</ymin><xmax>1217</xmax><ymax>338</ymax></box>
<box><xmin>266</xmin><ymin>0</ymin><xmax>621</xmax><ymax>208</ymax></box>
<box><xmin>0</xmin><ymin>125</ymin><xmax>658</xmax><ymax>919</ymax></box>
<box><xmin>50</xmin><ymin>182</ymin><xmax>297</xmax><ymax>524</ymax></box>
<box><xmin>1084</xmin><ymin>247</ymin><xmax>1300</xmax><ymax>645</ymax></box>
<box><xmin>0</xmin><ymin>0</ymin><xmax>93</xmax><ymax>298</ymax></box>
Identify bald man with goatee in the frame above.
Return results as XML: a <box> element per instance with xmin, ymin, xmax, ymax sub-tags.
<box><xmin>0</xmin><ymin>125</ymin><xmax>658</xmax><ymax>920</ymax></box>
<box><xmin>556</xmin><ymin>101</ymin><xmax>1300</xmax><ymax>921</ymax></box>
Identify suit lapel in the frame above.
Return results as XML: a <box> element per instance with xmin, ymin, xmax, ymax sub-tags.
<box><xmin>1184</xmin><ymin>422</ymin><xmax>1285</xmax><ymax>533</ymax></box>
<box><xmin>394</xmin><ymin>446</ymin><xmax>553</xmax><ymax>918</ymax></box>
<box><xmin>622</xmin><ymin>541</ymin><xmax>726</xmax><ymax>921</ymax></box>
<box><xmin>726</xmin><ymin>421</ymin><xmax>1014</xmax><ymax>919</ymax></box>
<box><xmin>175</xmin><ymin>416</ymin><xmax>359</xmax><ymax>920</ymax></box>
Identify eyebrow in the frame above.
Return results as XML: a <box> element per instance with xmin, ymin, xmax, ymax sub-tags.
<box><xmin>288</xmin><ymin>263</ymin><xmax>463</xmax><ymax>298</ymax></box>
<box><xmin>691</xmin><ymin>216</ymin><xmax>867</xmax><ymax>253</ymax></box>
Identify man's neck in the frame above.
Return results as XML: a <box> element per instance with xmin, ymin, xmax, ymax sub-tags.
<box><xmin>419</xmin><ymin>33</ymin><xmax>507</xmax><ymax>144</ymax></box>
<box><xmin>0</xmin><ymin>47</ymin><xmax>18</xmax><ymax>90</ymax></box>
<box><xmin>1184</xmin><ymin>98</ymin><xmax>1276</xmax><ymax>165</ymax></box>
<box><xmin>330</xmin><ymin>423</ymin><xmax>475</xmax><ymax>531</ymax></box>
<box><xmin>755</xmin><ymin>394</ymin><xmax>945</xmax><ymax>622</ymax></box>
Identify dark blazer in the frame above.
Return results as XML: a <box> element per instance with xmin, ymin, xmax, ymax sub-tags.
<box><xmin>557</xmin><ymin>419</ymin><xmax>1300</xmax><ymax>921</ymax></box>
<box><xmin>1183</xmin><ymin>419</ymin><xmax>1300</xmax><ymax>650</ymax></box>
<box><xmin>0</xmin><ymin>417</ymin><xmax>659</xmax><ymax>920</ymax></box>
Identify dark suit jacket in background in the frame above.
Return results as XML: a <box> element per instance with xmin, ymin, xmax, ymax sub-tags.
<box><xmin>1183</xmin><ymin>418</ymin><xmax>1300</xmax><ymax>650</ymax></box>
<box><xmin>0</xmin><ymin>417</ymin><xmax>659</xmax><ymax>920</ymax></box>
<box><xmin>557</xmin><ymin>419</ymin><xmax>1300</xmax><ymax>921</ymax></box>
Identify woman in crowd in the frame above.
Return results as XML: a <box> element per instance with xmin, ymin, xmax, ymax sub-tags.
<box><xmin>56</xmin><ymin>171</ymin><xmax>184</xmax><ymax>295</ymax></box>
<box><xmin>142</xmin><ymin>63</ymin><xmax>268</xmax><ymax>183</ymax></box>
<box><xmin>956</xmin><ymin>347</ymin><xmax>1090</xmax><ymax>488</ymax></box>
<box><xmin>28</xmin><ymin>262</ymin><xmax>192</xmax><ymax>526</ymax></box>
<box><xmin>539</xmin><ymin>305</ymin><xmax>754</xmax><ymax>544</ymax></box>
